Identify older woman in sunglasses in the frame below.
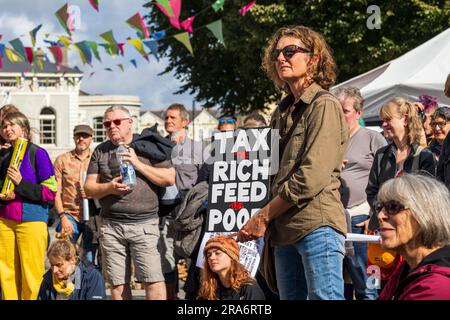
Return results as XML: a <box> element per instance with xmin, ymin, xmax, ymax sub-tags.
<box><xmin>238</xmin><ymin>25</ymin><xmax>349</xmax><ymax>300</ymax></box>
<box><xmin>375</xmin><ymin>174</ymin><xmax>450</xmax><ymax>300</ymax></box>
<box><xmin>366</xmin><ymin>97</ymin><xmax>436</xmax><ymax>232</ymax></box>
<box><xmin>427</xmin><ymin>107</ymin><xmax>450</xmax><ymax>160</ymax></box>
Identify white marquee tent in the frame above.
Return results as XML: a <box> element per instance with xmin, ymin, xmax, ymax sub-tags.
<box><xmin>333</xmin><ymin>27</ymin><xmax>450</xmax><ymax>124</ymax></box>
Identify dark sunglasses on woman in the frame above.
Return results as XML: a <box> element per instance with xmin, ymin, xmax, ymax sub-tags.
<box><xmin>375</xmin><ymin>200</ymin><xmax>408</xmax><ymax>216</ymax></box>
<box><xmin>270</xmin><ymin>44</ymin><xmax>311</xmax><ymax>61</ymax></box>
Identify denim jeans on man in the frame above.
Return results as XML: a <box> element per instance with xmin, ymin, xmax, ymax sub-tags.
<box><xmin>274</xmin><ymin>226</ymin><xmax>345</xmax><ymax>300</ymax></box>
<box><xmin>56</xmin><ymin>214</ymin><xmax>96</xmax><ymax>264</ymax></box>
<box><xmin>344</xmin><ymin>215</ymin><xmax>378</xmax><ymax>300</ymax></box>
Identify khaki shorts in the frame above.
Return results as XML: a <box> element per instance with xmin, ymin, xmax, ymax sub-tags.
<box><xmin>99</xmin><ymin>218</ymin><xmax>164</xmax><ymax>286</ymax></box>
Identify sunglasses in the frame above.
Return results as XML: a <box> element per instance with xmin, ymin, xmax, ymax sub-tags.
<box><xmin>219</xmin><ymin>118</ymin><xmax>236</xmax><ymax>124</ymax></box>
<box><xmin>103</xmin><ymin>118</ymin><xmax>130</xmax><ymax>128</ymax></box>
<box><xmin>270</xmin><ymin>44</ymin><xmax>311</xmax><ymax>61</ymax></box>
<box><xmin>375</xmin><ymin>200</ymin><xmax>408</xmax><ymax>216</ymax></box>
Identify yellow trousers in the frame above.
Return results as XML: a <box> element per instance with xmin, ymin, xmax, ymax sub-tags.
<box><xmin>0</xmin><ymin>217</ymin><xmax>47</xmax><ymax>300</ymax></box>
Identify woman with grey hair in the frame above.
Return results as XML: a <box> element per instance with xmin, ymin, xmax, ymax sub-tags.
<box><xmin>377</xmin><ymin>174</ymin><xmax>450</xmax><ymax>300</ymax></box>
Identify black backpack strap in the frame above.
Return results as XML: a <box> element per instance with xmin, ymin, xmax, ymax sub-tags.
<box><xmin>27</xmin><ymin>143</ymin><xmax>38</xmax><ymax>174</ymax></box>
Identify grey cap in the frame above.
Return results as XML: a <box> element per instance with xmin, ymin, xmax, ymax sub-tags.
<box><xmin>73</xmin><ymin>124</ymin><xmax>93</xmax><ymax>136</ymax></box>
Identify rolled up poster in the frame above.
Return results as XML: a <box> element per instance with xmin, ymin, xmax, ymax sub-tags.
<box><xmin>1</xmin><ymin>137</ymin><xmax>28</xmax><ymax>196</ymax></box>
<box><xmin>80</xmin><ymin>171</ymin><xmax>89</xmax><ymax>221</ymax></box>
<box><xmin>346</xmin><ymin>233</ymin><xmax>381</xmax><ymax>243</ymax></box>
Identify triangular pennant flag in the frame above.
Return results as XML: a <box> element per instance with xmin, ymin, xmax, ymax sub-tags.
<box><xmin>25</xmin><ymin>47</ymin><xmax>34</xmax><ymax>65</ymax></box>
<box><xmin>155</xmin><ymin>0</ymin><xmax>174</xmax><ymax>18</ymax></box>
<box><xmin>5</xmin><ymin>48</ymin><xmax>24</xmax><ymax>63</ymax></box>
<box><xmin>118</xmin><ymin>43</ymin><xmax>125</xmax><ymax>56</ymax></box>
<box><xmin>155</xmin><ymin>0</ymin><xmax>182</xmax><ymax>30</ymax></box>
<box><xmin>104</xmin><ymin>67</ymin><xmax>113</xmax><ymax>72</ymax></box>
<box><xmin>89</xmin><ymin>72</ymin><xmax>95</xmax><ymax>78</ymax></box>
<box><xmin>9</xmin><ymin>38</ymin><xmax>27</xmax><ymax>60</ymax></box>
<box><xmin>173</xmin><ymin>32</ymin><xmax>193</xmax><ymax>55</ymax></box>
<box><xmin>143</xmin><ymin>39</ymin><xmax>160</xmax><ymax>61</ymax></box>
<box><xmin>88</xmin><ymin>0</ymin><xmax>100</xmax><ymax>12</ymax></box>
<box><xmin>126</xmin><ymin>13</ymin><xmax>150</xmax><ymax>39</ymax></box>
<box><xmin>55</xmin><ymin>3</ymin><xmax>74</xmax><ymax>35</ymax></box>
<box><xmin>181</xmin><ymin>16</ymin><xmax>195</xmax><ymax>33</ymax></box>
<box><xmin>212</xmin><ymin>0</ymin><xmax>225</xmax><ymax>12</ymax></box>
<box><xmin>99</xmin><ymin>43</ymin><xmax>115</xmax><ymax>57</ymax></box>
<box><xmin>58</xmin><ymin>35</ymin><xmax>72</xmax><ymax>47</ymax></box>
<box><xmin>87</xmin><ymin>41</ymin><xmax>101</xmax><ymax>62</ymax></box>
<box><xmin>239</xmin><ymin>0</ymin><xmax>256</xmax><ymax>16</ymax></box>
<box><xmin>37</xmin><ymin>58</ymin><xmax>44</xmax><ymax>70</ymax></box>
<box><xmin>100</xmin><ymin>30</ymin><xmax>118</xmax><ymax>55</ymax></box>
<box><xmin>117</xmin><ymin>63</ymin><xmax>124</xmax><ymax>72</ymax></box>
<box><xmin>0</xmin><ymin>44</ymin><xmax>4</xmax><ymax>69</ymax></box>
<box><xmin>206</xmin><ymin>20</ymin><xmax>225</xmax><ymax>46</ymax></box>
<box><xmin>127</xmin><ymin>38</ymin><xmax>148</xmax><ymax>60</ymax></box>
<box><xmin>48</xmin><ymin>46</ymin><xmax>63</xmax><ymax>67</ymax></box>
<box><xmin>153</xmin><ymin>30</ymin><xmax>166</xmax><ymax>40</ymax></box>
<box><xmin>74</xmin><ymin>41</ymin><xmax>93</xmax><ymax>65</ymax></box>
<box><xmin>44</xmin><ymin>39</ymin><xmax>59</xmax><ymax>46</ymax></box>
<box><xmin>130</xmin><ymin>59</ymin><xmax>137</xmax><ymax>68</ymax></box>
<box><xmin>29</xmin><ymin>24</ymin><xmax>43</xmax><ymax>47</ymax></box>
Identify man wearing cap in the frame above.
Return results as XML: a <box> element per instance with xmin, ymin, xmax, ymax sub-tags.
<box><xmin>54</xmin><ymin>125</ymin><xmax>98</xmax><ymax>263</ymax></box>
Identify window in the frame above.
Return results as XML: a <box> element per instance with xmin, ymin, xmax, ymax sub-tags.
<box><xmin>39</xmin><ymin>107</ymin><xmax>56</xmax><ymax>144</ymax></box>
<box><xmin>93</xmin><ymin>117</ymin><xmax>106</xmax><ymax>142</ymax></box>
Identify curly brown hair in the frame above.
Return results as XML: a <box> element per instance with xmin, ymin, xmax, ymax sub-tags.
<box><xmin>262</xmin><ymin>25</ymin><xmax>337</xmax><ymax>92</ymax></box>
<box><xmin>197</xmin><ymin>255</ymin><xmax>255</xmax><ymax>300</ymax></box>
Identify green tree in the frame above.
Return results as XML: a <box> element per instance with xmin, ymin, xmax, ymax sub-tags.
<box><xmin>144</xmin><ymin>0</ymin><xmax>450</xmax><ymax>115</ymax></box>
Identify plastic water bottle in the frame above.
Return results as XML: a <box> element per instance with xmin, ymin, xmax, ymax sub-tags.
<box><xmin>117</xmin><ymin>143</ymin><xmax>137</xmax><ymax>190</ymax></box>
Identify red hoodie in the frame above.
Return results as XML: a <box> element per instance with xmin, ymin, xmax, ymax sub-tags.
<box><xmin>379</xmin><ymin>246</ymin><xmax>450</xmax><ymax>300</ymax></box>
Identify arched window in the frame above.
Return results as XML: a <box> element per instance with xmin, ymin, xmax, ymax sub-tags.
<box><xmin>93</xmin><ymin>117</ymin><xmax>106</xmax><ymax>142</ymax></box>
<box><xmin>39</xmin><ymin>107</ymin><xmax>56</xmax><ymax>144</ymax></box>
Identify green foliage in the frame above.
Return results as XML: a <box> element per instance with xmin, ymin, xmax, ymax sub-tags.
<box><xmin>144</xmin><ymin>0</ymin><xmax>450</xmax><ymax>115</ymax></box>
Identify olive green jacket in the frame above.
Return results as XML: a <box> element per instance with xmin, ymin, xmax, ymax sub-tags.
<box><xmin>268</xmin><ymin>82</ymin><xmax>349</xmax><ymax>245</ymax></box>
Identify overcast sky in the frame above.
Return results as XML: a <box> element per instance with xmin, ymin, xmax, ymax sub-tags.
<box><xmin>0</xmin><ymin>0</ymin><xmax>195</xmax><ymax>110</ymax></box>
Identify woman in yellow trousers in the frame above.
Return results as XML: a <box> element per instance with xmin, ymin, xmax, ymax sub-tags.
<box><xmin>0</xmin><ymin>111</ymin><xmax>57</xmax><ymax>300</ymax></box>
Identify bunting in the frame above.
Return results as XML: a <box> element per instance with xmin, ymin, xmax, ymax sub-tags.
<box><xmin>130</xmin><ymin>59</ymin><xmax>137</xmax><ymax>68</ymax></box>
<box><xmin>9</xmin><ymin>38</ymin><xmax>27</xmax><ymax>60</ymax></box>
<box><xmin>143</xmin><ymin>39</ymin><xmax>160</xmax><ymax>61</ymax></box>
<box><xmin>239</xmin><ymin>0</ymin><xmax>256</xmax><ymax>16</ymax></box>
<box><xmin>181</xmin><ymin>16</ymin><xmax>195</xmax><ymax>33</ymax></box>
<box><xmin>58</xmin><ymin>35</ymin><xmax>72</xmax><ymax>47</ymax></box>
<box><xmin>5</xmin><ymin>48</ymin><xmax>24</xmax><ymax>63</ymax></box>
<box><xmin>127</xmin><ymin>38</ymin><xmax>149</xmax><ymax>61</ymax></box>
<box><xmin>104</xmin><ymin>67</ymin><xmax>113</xmax><ymax>72</ymax></box>
<box><xmin>100</xmin><ymin>30</ymin><xmax>118</xmax><ymax>56</ymax></box>
<box><xmin>29</xmin><ymin>24</ymin><xmax>43</xmax><ymax>47</ymax></box>
<box><xmin>48</xmin><ymin>46</ymin><xmax>63</xmax><ymax>67</ymax></box>
<box><xmin>25</xmin><ymin>47</ymin><xmax>34</xmax><ymax>65</ymax></box>
<box><xmin>155</xmin><ymin>0</ymin><xmax>174</xmax><ymax>18</ymax></box>
<box><xmin>153</xmin><ymin>30</ymin><xmax>166</xmax><ymax>40</ymax></box>
<box><xmin>74</xmin><ymin>41</ymin><xmax>93</xmax><ymax>65</ymax></box>
<box><xmin>206</xmin><ymin>20</ymin><xmax>225</xmax><ymax>45</ymax></box>
<box><xmin>212</xmin><ymin>0</ymin><xmax>225</xmax><ymax>12</ymax></box>
<box><xmin>156</xmin><ymin>0</ymin><xmax>182</xmax><ymax>30</ymax></box>
<box><xmin>88</xmin><ymin>0</ymin><xmax>100</xmax><ymax>12</ymax></box>
<box><xmin>117</xmin><ymin>63</ymin><xmax>124</xmax><ymax>72</ymax></box>
<box><xmin>55</xmin><ymin>3</ymin><xmax>74</xmax><ymax>35</ymax></box>
<box><xmin>0</xmin><ymin>44</ymin><xmax>4</xmax><ymax>69</ymax></box>
<box><xmin>174</xmin><ymin>32</ymin><xmax>193</xmax><ymax>55</ymax></box>
<box><xmin>126</xmin><ymin>13</ymin><xmax>150</xmax><ymax>39</ymax></box>
<box><xmin>87</xmin><ymin>41</ymin><xmax>101</xmax><ymax>62</ymax></box>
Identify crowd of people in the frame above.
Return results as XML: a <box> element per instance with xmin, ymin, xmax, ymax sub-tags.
<box><xmin>0</xmin><ymin>24</ymin><xmax>450</xmax><ymax>301</ymax></box>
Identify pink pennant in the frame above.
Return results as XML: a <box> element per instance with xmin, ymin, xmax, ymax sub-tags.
<box><xmin>48</xmin><ymin>46</ymin><xmax>63</xmax><ymax>68</ymax></box>
<box><xmin>239</xmin><ymin>0</ymin><xmax>256</xmax><ymax>16</ymax></box>
<box><xmin>155</xmin><ymin>0</ymin><xmax>182</xmax><ymax>30</ymax></box>
<box><xmin>118</xmin><ymin>43</ymin><xmax>125</xmax><ymax>56</ymax></box>
<box><xmin>181</xmin><ymin>16</ymin><xmax>195</xmax><ymax>33</ymax></box>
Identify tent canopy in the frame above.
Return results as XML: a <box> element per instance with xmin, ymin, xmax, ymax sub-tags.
<box><xmin>333</xmin><ymin>28</ymin><xmax>450</xmax><ymax>125</ymax></box>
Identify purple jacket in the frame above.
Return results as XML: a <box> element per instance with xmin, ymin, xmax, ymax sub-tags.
<box><xmin>379</xmin><ymin>246</ymin><xmax>450</xmax><ymax>300</ymax></box>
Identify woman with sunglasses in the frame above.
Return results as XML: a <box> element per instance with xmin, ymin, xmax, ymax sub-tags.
<box><xmin>427</xmin><ymin>107</ymin><xmax>450</xmax><ymax>160</ymax></box>
<box><xmin>366</xmin><ymin>97</ymin><xmax>436</xmax><ymax>233</ymax></box>
<box><xmin>375</xmin><ymin>174</ymin><xmax>450</xmax><ymax>300</ymax></box>
<box><xmin>238</xmin><ymin>26</ymin><xmax>349</xmax><ymax>300</ymax></box>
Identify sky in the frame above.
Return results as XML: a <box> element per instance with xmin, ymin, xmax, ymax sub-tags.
<box><xmin>0</xmin><ymin>0</ymin><xmax>195</xmax><ymax>110</ymax></box>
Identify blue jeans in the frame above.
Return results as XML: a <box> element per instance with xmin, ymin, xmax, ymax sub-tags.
<box><xmin>56</xmin><ymin>214</ymin><xmax>96</xmax><ymax>264</ymax></box>
<box><xmin>344</xmin><ymin>215</ymin><xmax>378</xmax><ymax>300</ymax></box>
<box><xmin>274</xmin><ymin>226</ymin><xmax>345</xmax><ymax>300</ymax></box>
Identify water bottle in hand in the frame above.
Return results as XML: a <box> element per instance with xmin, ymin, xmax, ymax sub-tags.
<box><xmin>117</xmin><ymin>143</ymin><xmax>137</xmax><ymax>190</ymax></box>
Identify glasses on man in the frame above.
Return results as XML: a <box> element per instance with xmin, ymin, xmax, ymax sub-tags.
<box><xmin>219</xmin><ymin>118</ymin><xmax>236</xmax><ymax>124</ymax></box>
<box><xmin>270</xmin><ymin>44</ymin><xmax>311</xmax><ymax>61</ymax></box>
<box><xmin>375</xmin><ymin>200</ymin><xmax>408</xmax><ymax>216</ymax></box>
<box><xmin>430</xmin><ymin>119</ymin><xmax>447</xmax><ymax>130</ymax></box>
<box><xmin>103</xmin><ymin>118</ymin><xmax>130</xmax><ymax>128</ymax></box>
